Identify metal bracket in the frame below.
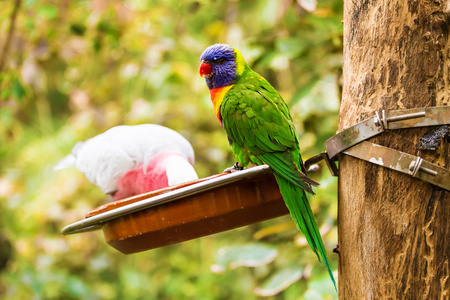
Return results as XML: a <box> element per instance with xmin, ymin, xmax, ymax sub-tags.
<box><xmin>325</xmin><ymin>106</ymin><xmax>450</xmax><ymax>159</ymax></box>
<box><xmin>305</xmin><ymin>106</ymin><xmax>450</xmax><ymax>190</ymax></box>
<box><xmin>343</xmin><ymin>141</ymin><xmax>449</xmax><ymax>190</ymax></box>
<box><xmin>305</xmin><ymin>152</ymin><xmax>339</xmax><ymax>176</ymax></box>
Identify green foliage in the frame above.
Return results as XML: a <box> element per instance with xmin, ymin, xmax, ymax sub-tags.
<box><xmin>0</xmin><ymin>0</ymin><xmax>342</xmax><ymax>298</ymax></box>
<box><xmin>255</xmin><ymin>266</ymin><xmax>304</xmax><ymax>297</ymax></box>
<box><xmin>211</xmin><ymin>243</ymin><xmax>278</xmax><ymax>273</ymax></box>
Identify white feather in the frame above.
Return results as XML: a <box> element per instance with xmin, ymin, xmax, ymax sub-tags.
<box><xmin>54</xmin><ymin>124</ymin><xmax>196</xmax><ymax>194</ymax></box>
<box><xmin>164</xmin><ymin>154</ymin><xmax>199</xmax><ymax>186</ymax></box>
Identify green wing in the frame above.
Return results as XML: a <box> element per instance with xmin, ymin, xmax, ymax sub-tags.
<box><xmin>220</xmin><ymin>72</ymin><xmax>317</xmax><ymax>192</ymax></box>
<box><xmin>221</xmin><ymin>75</ymin><xmax>297</xmax><ymax>154</ymax></box>
<box><xmin>220</xmin><ymin>70</ymin><xmax>336</xmax><ymax>289</ymax></box>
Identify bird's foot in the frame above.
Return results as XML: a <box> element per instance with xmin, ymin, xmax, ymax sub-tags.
<box><xmin>223</xmin><ymin>162</ymin><xmax>244</xmax><ymax>173</ymax></box>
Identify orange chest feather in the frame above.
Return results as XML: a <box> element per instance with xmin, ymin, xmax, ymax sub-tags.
<box><xmin>210</xmin><ymin>85</ymin><xmax>233</xmax><ymax>126</ymax></box>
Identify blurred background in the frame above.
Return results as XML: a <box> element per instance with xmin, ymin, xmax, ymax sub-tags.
<box><xmin>0</xmin><ymin>0</ymin><xmax>342</xmax><ymax>299</ymax></box>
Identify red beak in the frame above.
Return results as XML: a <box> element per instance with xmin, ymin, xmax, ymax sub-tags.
<box><xmin>199</xmin><ymin>62</ymin><xmax>212</xmax><ymax>78</ymax></box>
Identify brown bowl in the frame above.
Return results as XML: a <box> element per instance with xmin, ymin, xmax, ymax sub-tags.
<box><xmin>70</xmin><ymin>166</ymin><xmax>289</xmax><ymax>254</ymax></box>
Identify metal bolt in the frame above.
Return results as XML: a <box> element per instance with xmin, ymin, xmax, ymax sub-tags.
<box><xmin>374</xmin><ymin>110</ymin><xmax>426</xmax><ymax>129</ymax></box>
<box><xmin>409</xmin><ymin>158</ymin><xmax>438</xmax><ymax>177</ymax></box>
<box><xmin>387</xmin><ymin>111</ymin><xmax>426</xmax><ymax>122</ymax></box>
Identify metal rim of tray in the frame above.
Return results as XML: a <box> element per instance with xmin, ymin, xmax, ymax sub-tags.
<box><xmin>61</xmin><ymin>165</ymin><xmax>272</xmax><ymax>235</ymax></box>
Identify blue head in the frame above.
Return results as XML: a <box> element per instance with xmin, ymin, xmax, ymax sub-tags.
<box><xmin>199</xmin><ymin>44</ymin><xmax>237</xmax><ymax>90</ymax></box>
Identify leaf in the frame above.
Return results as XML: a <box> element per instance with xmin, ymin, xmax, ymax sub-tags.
<box><xmin>276</xmin><ymin>37</ymin><xmax>308</xmax><ymax>58</ymax></box>
<box><xmin>11</xmin><ymin>78</ymin><xmax>26</xmax><ymax>101</ymax></box>
<box><xmin>210</xmin><ymin>244</ymin><xmax>278</xmax><ymax>273</ymax></box>
<box><xmin>37</xmin><ymin>5</ymin><xmax>58</xmax><ymax>20</ymax></box>
<box><xmin>305</xmin><ymin>274</ymin><xmax>338</xmax><ymax>299</ymax></box>
<box><xmin>289</xmin><ymin>76</ymin><xmax>320</xmax><ymax>106</ymax></box>
<box><xmin>253</xmin><ymin>221</ymin><xmax>295</xmax><ymax>240</ymax></box>
<box><xmin>292</xmin><ymin>74</ymin><xmax>340</xmax><ymax>117</ymax></box>
<box><xmin>254</xmin><ymin>266</ymin><xmax>304</xmax><ymax>297</ymax></box>
<box><xmin>66</xmin><ymin>277</ymin><xmax>91</xmax><ymax>298</ymax></box>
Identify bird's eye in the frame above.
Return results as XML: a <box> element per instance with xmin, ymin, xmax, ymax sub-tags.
<box><xmin>216</xmin><ymin>58</ymin><xmax>226</xmax><ymax>64</ymax></box>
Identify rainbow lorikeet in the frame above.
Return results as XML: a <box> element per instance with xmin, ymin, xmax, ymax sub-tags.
<box><xmin>199</xmin><ymin>44</ymin><xmax>336</xmax><ymax>287</ymax></box>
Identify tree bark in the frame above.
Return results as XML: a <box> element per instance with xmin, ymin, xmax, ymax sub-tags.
<box><xmin>338</xmin><ymin>1</ymin><xmax>450</xmax><ymax>299</ymax></box>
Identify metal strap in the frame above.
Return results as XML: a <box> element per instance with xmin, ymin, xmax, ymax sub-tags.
<box><xmin>304</xmin><ymin>106</ymin><xmax>449</xmax><ymax>190</ymax></box>
<box><xmin>343</xmin><ymin>141</ymin><xmax>450</xmax><ymax>190</ymax></box>
<box><xmin>324</xmin><ymin>106</ymin><xmax>450</xmax><ymax>159</ymax></box>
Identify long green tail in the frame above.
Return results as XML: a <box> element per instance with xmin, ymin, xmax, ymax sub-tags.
<box><xmin>274</xmin><ymin>173</ymin><xmax>337</xmax><ymax>290</ymax></box>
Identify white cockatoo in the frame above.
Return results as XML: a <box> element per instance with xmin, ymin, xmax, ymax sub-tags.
<box><xmin>54</xmin><ymin>124</ymin><xmax>198</xmax><ymax>201</ymax></box>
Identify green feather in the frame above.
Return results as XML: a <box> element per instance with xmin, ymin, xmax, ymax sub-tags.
<box><xmin>259</xmin><ymin>152</ymin><xmax>317</xmax><ymax>194</ymax></box>
<box><xmin>217</xmin><ymin>49</ymin><xmax>336</xmax><ymax>290</ymax></box>
<box><xmin>274</xmin><ymin>174</ymin><xmax>336</xmax><ymax>289</ymax></box>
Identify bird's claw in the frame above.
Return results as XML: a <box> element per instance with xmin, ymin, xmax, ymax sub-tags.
<box><xmin>223</xmin><ymin>162</ymin><xmax>244</xmax><ymax>173</ymax></box>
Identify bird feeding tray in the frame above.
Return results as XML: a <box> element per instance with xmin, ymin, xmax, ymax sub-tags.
<box><xmin>61</xmin><ymin>165</ymin><xmax>289</xmax><ymax>254</ymax></box>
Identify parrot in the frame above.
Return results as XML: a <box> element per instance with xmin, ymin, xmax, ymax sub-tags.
<box><xmin>54</xmin><ymin>124</ymin><xmax>198</xmax><ymax>201</ymax></box>
<box><xmin>199</xmin><ymin>44</ymin><xmax>336</xmax><ymax>288</ymax></box>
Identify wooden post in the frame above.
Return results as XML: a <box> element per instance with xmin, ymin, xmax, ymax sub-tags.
<box><xmin>338</xmin><ymin>1</ymin><xmax>449</xmax><ymax>299</ymax></box>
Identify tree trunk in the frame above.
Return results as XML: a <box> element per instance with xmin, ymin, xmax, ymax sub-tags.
<box><xmin>338</xmin><ymin>1</ymin><xmax>450</xmax><ymax>299</ymax></box>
